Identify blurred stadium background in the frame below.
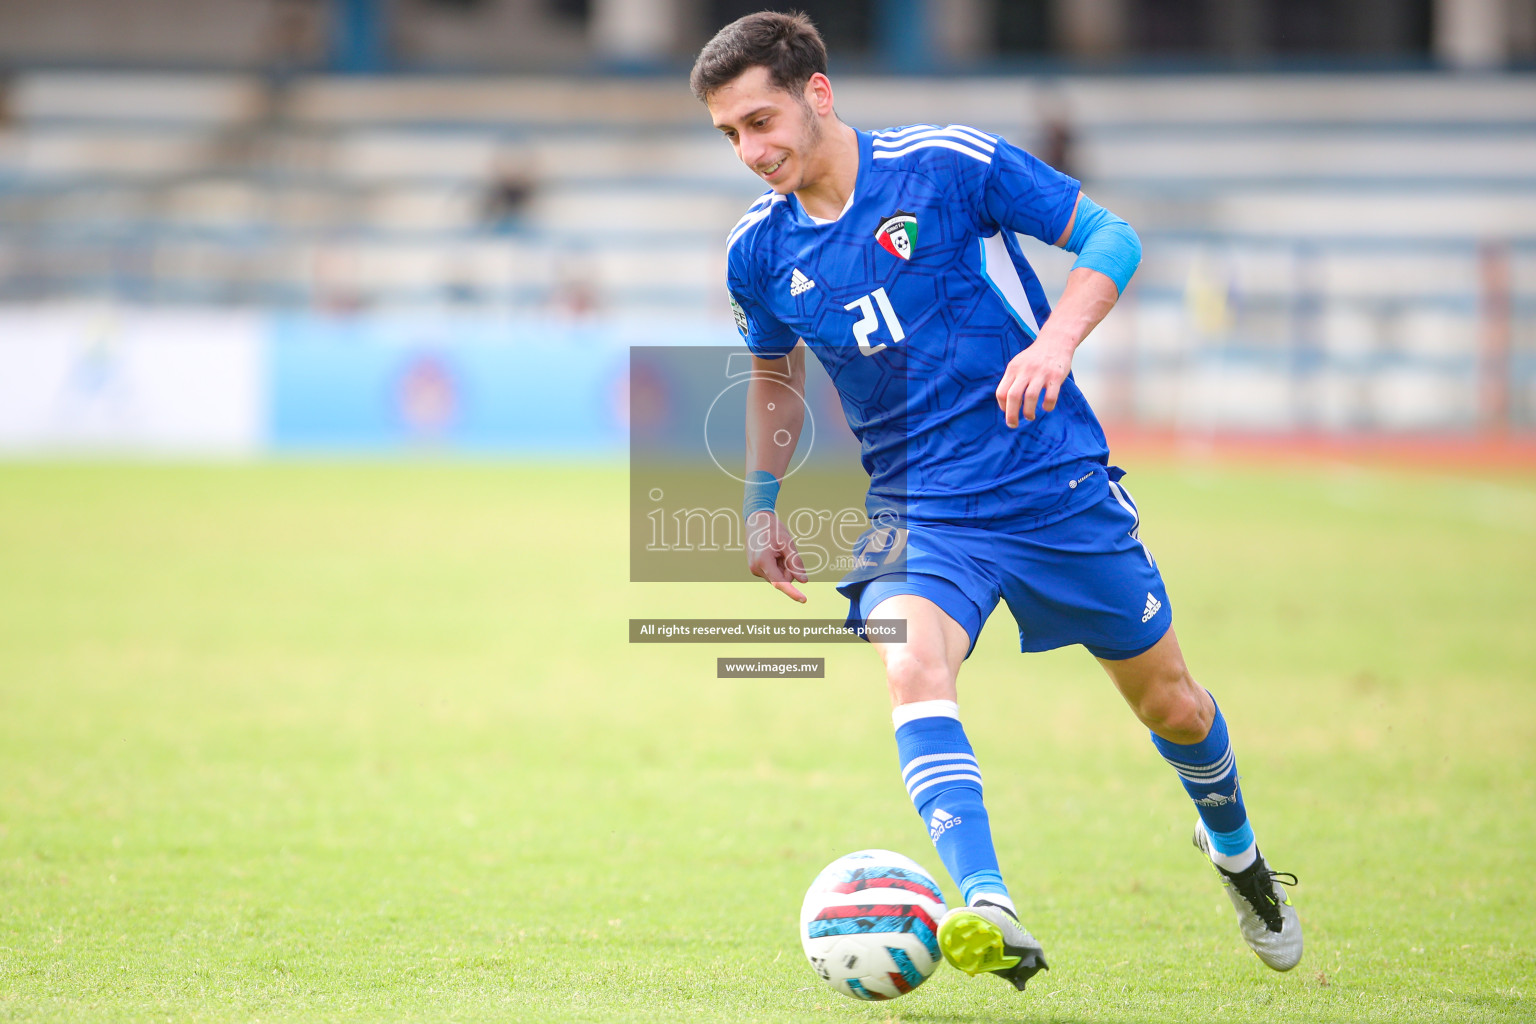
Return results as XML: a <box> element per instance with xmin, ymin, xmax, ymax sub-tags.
<box><xmin>0</xmin><ymin>0</ymin><xmax>1533</xmax><ymax>456</ymax></box>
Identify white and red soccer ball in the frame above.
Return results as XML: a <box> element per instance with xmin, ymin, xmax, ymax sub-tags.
<box><xmin>799</xmin><ymin>849</ymin><xmax>947</xmax><ymax>1001</ymax></box>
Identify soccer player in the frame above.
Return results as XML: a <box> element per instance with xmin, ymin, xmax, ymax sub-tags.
<box><xmin>691</xmin><ymin>12</ymin><xmax>1302</xmax><ymax>992</ymax></box>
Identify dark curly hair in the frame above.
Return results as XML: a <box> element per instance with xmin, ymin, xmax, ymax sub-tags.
<box><xmin>689</xmin><ymin>11</ymin><xmax>827</xmax><ymax>103</ymax></box>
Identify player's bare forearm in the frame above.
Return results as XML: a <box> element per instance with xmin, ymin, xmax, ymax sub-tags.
<box><xmin>1039</xmin><ymin>266</ymin><xmax>1121</xmax><ymax>354</ymax></box>
<box><xmin>744</xmin><ymin>345</ymin><xmax>809</xmax><ymax>602</ymax></box>
<box><xmin>996</xmin><ymin>268</ymin><xmax>1119</xmax><ymax>427</ymax></box>
<box><xmin>745</xmin><ymin>344</ymin><xmax>806</xmax><ymax>477</ymax></box>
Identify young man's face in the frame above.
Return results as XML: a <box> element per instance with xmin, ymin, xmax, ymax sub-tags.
<box><xmin>706</xmin><ymin>65</ymin><xmax>826</xmax><ymax>194</ymax></box>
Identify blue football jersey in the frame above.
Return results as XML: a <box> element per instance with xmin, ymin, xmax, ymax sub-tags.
<box><xmin>727</xmin><ymin>124</ymin><xmax>1111</xmax><ymax>528</ymax></box>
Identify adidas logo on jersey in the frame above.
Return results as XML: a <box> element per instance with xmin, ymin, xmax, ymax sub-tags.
<box><xmin>790</xmin><ymin>268</ymin><xmax>816</xmax><ymax>297</ymax></box>
<box><xmin>929</xmin><ymin>807</ymin><xmax>961</xmax><ymax>840</ymax></box>
<box><xmin>1141</xmin><ymin>592</ymin><xmax>1162</xmax><ymax>623</ymax></box>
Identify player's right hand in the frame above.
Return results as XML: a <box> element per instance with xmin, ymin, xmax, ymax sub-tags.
<box><xmin>996</xmin><ymin>335</ymin><xmax>1074</xmax><ymax>428</ymax></box>
<box><xmin>745</xmin><ymin>510</ymin><xmax>808</xmax><ymax>603</ymax></box>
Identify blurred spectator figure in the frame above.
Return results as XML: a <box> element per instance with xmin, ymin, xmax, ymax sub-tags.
<box><xmin>214</xmin><ymin>0</ymin><xmax>323</xmax><ymax>169</ymax></box>
<box><xmin>1036</xmin><ymin>87</ymin><xmax>1078</xmax><ymax>181</ymax></box>
<box><xmin>312</xmin><ymin>245</ymin><xmax>366</xmax><ymax>314</ymax></box>
<box><xmin>550</xmin><ymin>253</ymin><xmax>600</xmax><ymax>318</ymax></box>
<box><xmin>259</xmin><ymin>0</ymin><xmax>324</xmax><ymax>129</ymax></box>
<box><xmin>267</xmin><ymin>0</ymin><xmax>324</xmax><ymax>90</ymax></box>
<box><xmin>443</xmin><ymin>257</ymin><xmax>482</xmax><ymax>305</ymax></box>
<box><xmin>0</xmin><ymin>73</ymin><xmax>12</xmax><ymax>128</ymax></box>
<box><xmin>551</xmin><ymin>274</ymin><xmax>600</xmax><ymax>318</ymax></box>
<box><xmin>482</xmin><ymin>151</ymin><xmax>537</xmax><ymax>229</ymax></box>
<box><xmin>1185</xmin><ymin>251</ymin><xmax>1235</xmax><ymax>340</ymax></box>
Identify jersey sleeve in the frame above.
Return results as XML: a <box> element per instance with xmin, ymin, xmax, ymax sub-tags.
<box><xmin>726</xmin><ymin>247</ymin><xmax>798</xmax><ymax>359</ymax></box>
<box><xmin>974</xmin><ymin>135</ymin><xmax>1082</xmax><ymax>245</ymax></box>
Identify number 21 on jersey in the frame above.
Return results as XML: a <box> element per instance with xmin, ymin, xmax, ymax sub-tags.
<box><xmin>844</xmin><ymin>287</ymin><xmax>905</xmax><ymax>356</ymax></box>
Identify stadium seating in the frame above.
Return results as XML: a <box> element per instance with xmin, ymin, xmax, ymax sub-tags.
<box><xmin>0</xmin><ymin>71</ymin><xmax>1530</xmax><ymax>428</ymax></box>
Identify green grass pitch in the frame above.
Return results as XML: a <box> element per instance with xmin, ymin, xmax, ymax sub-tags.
<box><xmin>0</xmin><ymin>458</ymin><xmax>1532</xmax><ymax>1022</ymax></box>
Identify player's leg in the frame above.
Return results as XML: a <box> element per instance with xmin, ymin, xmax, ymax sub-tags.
<box><xmin>1095</xmin><ymin>628</ymin><xmax>1240</xmax><ymax>850</ymax></box>
<box><xmin>1096</xmin><ymin>628</ymin><xmax>1302</xmax><ymax>971</ymax></box>
<box><xmin>868</xmin><ymin>592</ymin><xmax>1006</xmax><ymax>904</ymax></box>
<box><xmin>859</xmin><ymin>586</ymin><xmax>1046</xmax><ymax>990</ymax></box>
<box><xmin>984</xmin><ymin>467</ymin><xmax>1301</xmax><ymax>972</ymax></box>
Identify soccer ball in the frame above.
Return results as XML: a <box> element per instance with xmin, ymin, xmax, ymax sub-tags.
<box><xmin>799</xmin><ymin>849</ymin><xmax>947</xmax><ymax>1001</ymax></box>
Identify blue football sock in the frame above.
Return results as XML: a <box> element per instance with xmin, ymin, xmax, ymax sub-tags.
<box><xmin>1150</xmin><ymin>693</ymin><xmax>1256</xmax><ymax>870</ymax></box>
<box><xmin>893</xmin><ymin>700</ymin><xmax>1014</xmax><ymax>910</ymax></box>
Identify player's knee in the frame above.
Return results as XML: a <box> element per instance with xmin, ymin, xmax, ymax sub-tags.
<box><xmin>883</xmin><ymin>646</ymin><xmax>955</xmax><ymax>705</ymax></box>
<box><xmin>1137</xmin><ymin>675</ymin><xmax>1212</xmax><ymax>743</ymax></box>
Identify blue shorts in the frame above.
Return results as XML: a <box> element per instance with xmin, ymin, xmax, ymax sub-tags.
<box><xmin>838</xmin><ymin>467</ymin><xmax>1172</xmax><ymax>661</ymax></box>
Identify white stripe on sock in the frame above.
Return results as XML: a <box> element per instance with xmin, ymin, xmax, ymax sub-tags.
<box><xmin>891</xmin><ymin>699</ymin><xmax>960</xmax><ymax>729</ymax></box>
<box><xmin>901</xmin><ymin>750</ymin><xmax>978</xmax><ymax>780</ymax></box>
<box><xmin>904</xmin><ymin>760</ymin><xmax>981</xmax><ymax>792</ymax></box>
<box><xmin>908</xmin><ymin>771</ymin><xmax>984</xmax><ymax>801</ymax></box>
<box><xmin>1162</xmin><ymin>746</ymin><xmax>1235</xmax><ymax>783</ymax></box>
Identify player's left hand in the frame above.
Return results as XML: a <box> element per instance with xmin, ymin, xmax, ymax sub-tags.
<box><xmin>996</xmin><ymin>335</ymin><xmax>1075</xmax><ymax>428</ymax></box>
<box><xmin>746</xmin><ymin>510</ymin><xmax>809</xmax><ymax>603</ymax></box>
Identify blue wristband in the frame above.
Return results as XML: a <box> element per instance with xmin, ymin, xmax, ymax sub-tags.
<box><xmin>1063</xmin><ymin>195</ymin><xmax>1141</xmax><ymax>295</ymax></box>
<box><xmin>743</xmin><ymin>469</ymin><xmax>781</xmax><ymax>520</ymax></box>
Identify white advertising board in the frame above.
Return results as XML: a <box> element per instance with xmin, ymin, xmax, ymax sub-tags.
<box><xmin>0</xmin><ymin>305</ymin><xmax>264</xmax><ymax>454</ymax></box>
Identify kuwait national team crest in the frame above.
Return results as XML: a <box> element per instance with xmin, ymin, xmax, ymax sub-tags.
<box><xmin>874</xmin><ymin>210</ymin><xmax>918</xmax><ymax>260</ymax></box>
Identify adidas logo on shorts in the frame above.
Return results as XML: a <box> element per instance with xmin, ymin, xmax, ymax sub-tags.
<box><xmin>1141</xmin><ymin>592</ymin><xmax>1162</xmax><ymax>623</ymax></box>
